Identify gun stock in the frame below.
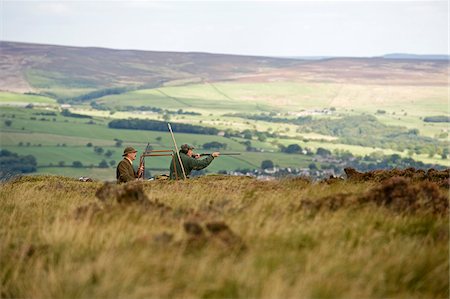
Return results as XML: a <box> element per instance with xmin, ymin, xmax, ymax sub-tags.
<box><xmin>137</xmin><ymin>155</ymin><xmax>144</xmax><ymax>178</ymax></box>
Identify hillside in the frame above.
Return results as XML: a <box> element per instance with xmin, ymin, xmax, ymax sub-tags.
<box><xmin>1</xmin><ymin>41</ymin><xmax>448</xmax><ymax>98</ymax></box>
<box><xmin>0</xmin><ymin>41</ymin><xmax>304</xmax><ymax>96</ymax></box>
<box><xmin>0</xmin><ymin>171</ymin><xmax>448</xmax><ymax>298</ymax></box>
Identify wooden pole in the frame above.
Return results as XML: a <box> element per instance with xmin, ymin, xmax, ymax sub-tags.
<box><xmin>168</xmin><ymin>123</ymin><xmax>187</xmax><ymax>180</ymax></box>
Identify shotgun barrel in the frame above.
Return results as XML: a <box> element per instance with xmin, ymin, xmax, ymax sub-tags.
<box><xmin>199</xmin><ymin>153</ymin><xmax>241</xmax><ymax>157</ymax></box>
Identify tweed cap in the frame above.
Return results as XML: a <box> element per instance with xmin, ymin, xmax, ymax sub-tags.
<box><xmin>180</xmin><ymin>144</ymin><xmax>195</xmax><ymax>151</ymax></box>
<box><xmin>122</xmin><ymin>146</ymin><xmax>137</xmax><ymax>156</ymax></box>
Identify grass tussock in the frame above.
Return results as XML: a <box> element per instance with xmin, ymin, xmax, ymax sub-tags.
<box><xmin>344</xmin><ymin>167</ymin><xmax>450</xmax><ymax>188</ymax></box>
<box><xmin>0</xmin><ymin>172</ymin><xmax>448</xmax><ymax>298</ymax></box>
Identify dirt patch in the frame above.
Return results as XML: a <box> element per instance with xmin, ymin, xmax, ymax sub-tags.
<box><xmin>300</xmin><ymin>193</ymin><xmax>356</xmax><ymax>213</ymax></box>
<box><xmin>344</xmin><ymin>167</ymin><xmax>449</xmax><ymax>188</ymax></box>
<box><xmin>300</xmin><ymin>176</ymin><xmax>448</xmax><ymax>216</ymax></box>
<box><xmin>320</xmin><ymin>176</ymin><xmax>345</xmax><ymax>185</ymax></box>
<box><xmin>183</xmin><ymin>220</ymin><xmax>246</xmax><ymax>252</ymax></box>
<box><xmin>360</xmin><ymin>177</ymin><xmax>448</xmax><ymax>215</ymax></box>
<box><xmin>95</xmin><ymin>182</ymin><xmax>150</xmax><ymax>205</ymax></box>
<box><xmin>93</xmin><ymin>182</ymin><xmax>172</xmax><ymax>216</ymax></box>
<box><xmin>73</xmin><ymin>203</ymin><xmax>102</xmax><ymax>220</ymax></box>
<box><xmin>14</xmin><ymin>243</ymin><xmax>50</xmax><ymax>259</ymax></box>
<box><xmin>206</xmin><ymin>221</ymin><xmax>246</xmax><ymax>251</ymax></box>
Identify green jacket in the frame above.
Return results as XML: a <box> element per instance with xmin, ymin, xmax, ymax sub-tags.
<box><xmin>169</xmin><ymin>152</ymin><xmax>215</xmax><ymax>180</ymax></box>
<box><xmin>116</xmin><ymin>158</ymin><xmax>137</xmax><ymax>183</ymax></box>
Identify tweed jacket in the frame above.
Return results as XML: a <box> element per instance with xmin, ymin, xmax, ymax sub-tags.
<box><xmin>116</xmin><ymin>158</ymin><xmax>137</xmax><ymax>183</ymax></box>
<box><xmin>169</xmin><ymin>152</ymin><xmax>214</xmax><ymax>180</ymax></box>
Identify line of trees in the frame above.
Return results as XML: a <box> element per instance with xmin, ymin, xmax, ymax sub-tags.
<box><xmin>63</xmin><ymin>87</ymin><xmax>132</xmax><ymax>103</ymax></box>
<box><xmin>423</xmin><ymin>115</ymin><xmax>450</xmax><ymax>123</ymax></box>
<box><xmin>0</xmin><ymin>149</ymin><xmax>37</xmax><ymax>179</ymax></box>
<box><xmin>61</xmin><ymin>109</ymin><xmax>92</xmax><ymax>119</ymax></box>
<box><xmin>108</xmin><ymin>118</ymin><xmax>219</xmax><ymax>135</ymax></box>
<box><xmin>202</xmin><ymin>141</ymin><xmax>227</xmax><ymax>150</ymax></box>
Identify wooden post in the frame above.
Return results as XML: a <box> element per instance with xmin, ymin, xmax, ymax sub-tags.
<box><xmin>168</xmin><ymin>123</ymin><xmax>187</xmax><ymax>180</ymax></box>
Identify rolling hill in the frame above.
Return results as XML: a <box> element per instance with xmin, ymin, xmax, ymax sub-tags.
<box><xmin>1</xmin><ymin>41</ymin><xmax>448</xmax><ymax>98</ymax></box>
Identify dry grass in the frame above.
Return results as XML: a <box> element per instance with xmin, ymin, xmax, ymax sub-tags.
<box><xmin>0</xmin><ymin>174</ymin><xmax>448</xmax><ymax>298</ymax></box>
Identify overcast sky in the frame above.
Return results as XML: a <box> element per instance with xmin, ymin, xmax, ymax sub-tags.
<box><xmin>1</xmin><ymin>0</ymin><xmax>448</xmax><ymax>57</ymax></box>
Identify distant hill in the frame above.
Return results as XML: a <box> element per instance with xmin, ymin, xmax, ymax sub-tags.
<box><xmin>383</xmin><ymin>53</ymin><xmax>449</xmax><ymax>60</ymax></box>
<box><xmin>0</xmin><ymin>41</ymin><xmax>448</xmax><ymax>98</ymax></box>
<box><xmin>0</xmin><ymin>41</ymin><xmax>304</xmax><ymax>96</ymax></box>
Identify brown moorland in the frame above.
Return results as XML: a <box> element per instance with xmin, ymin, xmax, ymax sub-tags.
<box><xmin>0</xmin><ymin>171</ymin><xmax>448</xmax><ymax>298</ymax></box>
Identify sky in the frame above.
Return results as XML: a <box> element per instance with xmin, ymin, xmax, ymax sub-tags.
<box><xmin>1</xmin><ymin>0</ymin><xmax>448</xmax><ymax>57</ymax></box>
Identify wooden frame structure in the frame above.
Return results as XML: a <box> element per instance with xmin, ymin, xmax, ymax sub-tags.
<box><xmin>139</xmin><ymin>149</ymin><xmax>179</xmax><ymax>180</ymax></box>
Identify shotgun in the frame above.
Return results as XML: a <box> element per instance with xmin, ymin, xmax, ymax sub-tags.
<box><xmin>198</xmin><ymin>153</ymin><xmax>241</xmax><ymax>157</ymax></box>
<box><xmin>137</xmin><ymin>143</ymin><xmax>151</xmax><ymax>179</ymax></box>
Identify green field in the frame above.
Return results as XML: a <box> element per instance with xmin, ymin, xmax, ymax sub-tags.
<box><xmin>0</xmin><ymin>91</ymin><xmax>57</xmax><ymax>105</ymax></box>
<box><xmin>1</xmin><ymin>80</ymin><xmax>448</xmax><ymax>181</ymax></box>
<box><xmin>97</xmin><ymin>82</ymin><xmax>448</xmax><ymax>115</ymax></box>
<box><xmin>94</xmin><ymin>82</ymin><xmax>449</xmax><ymax>139</ymax></box>
<box><xmin>0</xmin><ymin>106</ymin><xmax>317</xmax><ymax>180</ymax></box>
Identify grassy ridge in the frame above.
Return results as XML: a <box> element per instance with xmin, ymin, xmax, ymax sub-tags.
<box><xmin>0</xmin><ymin>175</ymin><xmax>448</xmax><ymax>298</ymax></box>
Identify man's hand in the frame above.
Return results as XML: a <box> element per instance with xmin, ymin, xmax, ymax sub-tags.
<box><xmin>137</xmin><ymin>165</ymin><xmax>144</xmax><ymax>178</ymax></box>
<box><xmin>212</xmin><ymin>152</ymin><xmax>220</xmax><ymax>157</ymax></box>
<box><xmin>193</xmin><ymin>153</ymin><xmax>201</xmax><ymax>159</ymax></box>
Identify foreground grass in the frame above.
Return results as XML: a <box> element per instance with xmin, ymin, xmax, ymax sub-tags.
<box><xmin>0</xmin><ymin>175</ymin><xmax>448</xmax><ymax>298</ymax></box>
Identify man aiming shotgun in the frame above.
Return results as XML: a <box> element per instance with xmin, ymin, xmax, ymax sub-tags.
<box><xmin>169</xmin><ymin>144</ymin><xmax>220</xmax><ymax>180</ymax></box>
<box><xmin>167</xmin><ymin>123</ymin><xmax>240</xmax><ymax>180</ymax></box>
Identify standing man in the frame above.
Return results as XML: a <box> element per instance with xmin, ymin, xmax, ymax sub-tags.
<box><xmin>116</xmin><ymin>146</ymin><xmax>143</xmax><ymax>183</ymax></box>
<box><xmin>170</xmin><ymin>144</ymin><xmax>220</xmax><ymax>179</ymax></box>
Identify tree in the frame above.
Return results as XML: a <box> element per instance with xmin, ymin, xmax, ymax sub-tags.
<box><xmin>408</xmin><ymin>129</ymin><xmax>419</xmax><ymax>136</ymax></box>
<box><xmin>114</xmin><ymin>139</ymin><xmax>123</xmax><ymax>147</ymax></box>
<box><xmin>104</xmin><ymin>150</ymin><xmax>114</xmax><ymax>158</ymax></box>
<box><xmin>261</xmin><ymin>160</ymin><xmax>274</xmax><ymax>169</ymax></box>
<box><xmin>4</xmin><ymin>120</ymin><xmax>12</xmax><ymax>127</ymax></box>
<box><xmin>72</xmin><ymin>161</ymin><xmax>83</xmax><ymax>168</ymax></box>
<box><xmin>285</xmin><ymin>144</ymin><xmax>302</xmax><ymax>154</ymax></box>
<box><xmin>316</xmin><ymin>147</ymin><xmax>331</xmax><ymax>157</ymax></box>
<box><xmin>98</xmin><ymin>160</ymin><xmax>109</xmax><ymax>168</ymax></box>
<box><xmin>242</xmin><ymin>129</ymin><xmax>253</xmax><ymax>140</ymax></box>
<box><xmin>94</xmin><ymin>146</ymin><xmax>104</xmax><ymax>155</ymax></box>
<box><xmin>256</xmin><ymin>132</ymin><xmax>267</xmax><ymax>142</ymax></box>
<box><xmin>0</xmin><ymin>150</ymin><xmax>37</xmax><ymax>177</ymax></box>
<box><xmin>442</xmin><ymin>148</ymin><xmax>449</xmax><ymax>160</ymax></box>
<box><xmin>308</xmin><ymin>163</ymin><xmax>317</xmax><ymax>170</ymax></box>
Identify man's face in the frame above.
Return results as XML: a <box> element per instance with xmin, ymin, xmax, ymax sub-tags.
<box><xmin>187</xmin><ymin>149</ymin><xmax>193</xmax><ymax>157</ymax></box>
<box><xmin>127</xmin><ymin>152</ymin><xmax>137</xmax><ymax>161</ymax></box>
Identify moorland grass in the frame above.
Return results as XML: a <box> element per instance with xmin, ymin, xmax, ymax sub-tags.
<box><xmin>0</xmin><ymin>175</ymin><xmax>448</xmax><ymax>298</ymax></box>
